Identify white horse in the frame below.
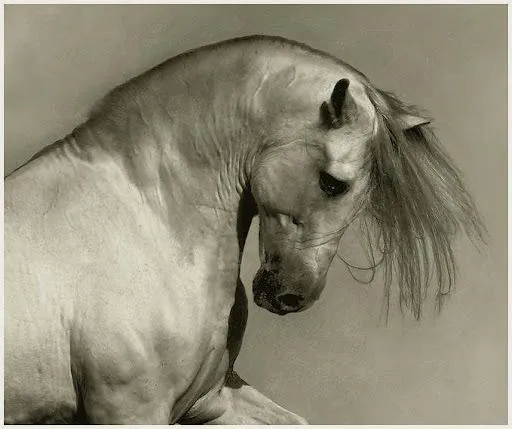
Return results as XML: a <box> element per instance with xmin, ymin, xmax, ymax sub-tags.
<box><xmin>5</xmin><ymin>35</ymin><xmax>484</xmax><ymax>424</ymax></box>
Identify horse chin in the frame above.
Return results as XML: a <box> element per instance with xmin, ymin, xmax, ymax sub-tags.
<box><xmin>255</xmin><ymin>298</ymin><xmax>290</xmax><ymax>316</ymax></box>
<box><xmin>254</xmin><ymin>295</ymin><xmax>296</xmax><ymax>316</ymax></box>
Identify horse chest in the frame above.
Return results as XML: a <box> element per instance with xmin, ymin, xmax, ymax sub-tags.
<box><xmin>70</xmin><ymin>276</ymin><xmax>235</xmax><ymax>423</ymax></box>
<box><xmin>6</xmin><ymin>160</ymin><xmax>244</xmax><ymax>423</ymax></box>
<box><xmin>160</xmin><ymin>256</ymin><xmax>240</xmax><ymax>421</ymax></box>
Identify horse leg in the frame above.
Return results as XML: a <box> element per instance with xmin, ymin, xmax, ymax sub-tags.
<box><xmin>217</xmin><ymin>369</ymin><xmax>308</xmax><ymax>424</ymax></box>
<box><xmin>180</xmin><ymin>279</ymin><xmax>308</xmax><ymax>424</ymax></box>
<box><xmin>181</xmin><ymin>369</ymin><xmax>308</xmax><ymax>424</ymax></box>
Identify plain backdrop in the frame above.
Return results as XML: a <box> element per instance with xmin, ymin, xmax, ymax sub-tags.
<box><xmin>4</xmin><ymin>4</ymin><xmax>507</xmax><ymax>424</ymax></box>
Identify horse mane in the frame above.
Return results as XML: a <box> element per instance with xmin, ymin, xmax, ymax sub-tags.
<box><xmin>354</xmin><ymin>85</ymin><xmax>487</xmax><ymax>320</ymax></box>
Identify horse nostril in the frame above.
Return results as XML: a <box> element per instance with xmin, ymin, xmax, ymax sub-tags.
<box><xmin>277</xmin><ymin>293</ymin><xmax>303</xmax><ymax>309</ymax></box>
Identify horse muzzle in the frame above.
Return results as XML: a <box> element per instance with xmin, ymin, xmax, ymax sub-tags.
<box><xmin>252</xmin><ymin>267</ymin><xmax>318</xmax><ymax>315</ymax></box>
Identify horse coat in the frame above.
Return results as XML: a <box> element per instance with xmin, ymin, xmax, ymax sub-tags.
<box><xmin>5</xmin><ymin>35</ymin><xmax>484</xmax><ymax>424</ymax></box>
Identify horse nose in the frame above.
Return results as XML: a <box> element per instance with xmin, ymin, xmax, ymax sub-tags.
<box><xmin>276</xmin><ymin>293</ymin><xmax>304</xmax><ymax>310</ymax></box>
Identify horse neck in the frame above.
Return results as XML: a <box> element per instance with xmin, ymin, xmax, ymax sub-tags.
<box><xmin>82</xmin><ymin>42</ymin><xmax>341</xmax><ymax>256</ymax></box>
<box><xmin>82</xmin><ymin>52</ymin><xmax>262</xmax><ymax>259</ymax></box>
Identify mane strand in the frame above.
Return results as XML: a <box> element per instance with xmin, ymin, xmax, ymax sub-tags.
<box><xmin>361</xmin><ymin>86</ymin><xmax>486</xmax><ymax>320</ymax></box>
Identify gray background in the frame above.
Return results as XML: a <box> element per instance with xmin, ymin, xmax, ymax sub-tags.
<box><xmin>5</xmin><ymin>5</ymin><xmax>507</xmax><ymax>424</ymax></box>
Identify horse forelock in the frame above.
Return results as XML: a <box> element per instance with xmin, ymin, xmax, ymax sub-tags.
<box><xmin>353</xmin><ymin>85</ymin><xmax>487</xmax><ymax>320</ymax></box>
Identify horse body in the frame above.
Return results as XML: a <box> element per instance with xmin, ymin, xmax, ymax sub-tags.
<box><xmin>5</xmin><ymin>130</ymin><xmax>256</xmax><ymax>423</ymax></box>
<box><xmin>5</xmin><ymin>36</ymin><xmax>484</xmax><ymax>424</ymax></box>
<box><xmin>5</xmin><ymin>37</ymin><xmax>318</xmax><ymax>424</ymax></box>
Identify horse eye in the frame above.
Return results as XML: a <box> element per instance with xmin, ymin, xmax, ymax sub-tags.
<box><xmin>319</xmin><ymin>171</ymin><xmax>350</xmax><ymax>197</ymax></box>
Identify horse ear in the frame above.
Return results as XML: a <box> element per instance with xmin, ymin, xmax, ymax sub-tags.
<box><xmin>321</xmin><ymin>78</ymin><xmax>351</xmax><ymax>129</ymax></box>
<box><xmin>398</xmin><ymin>113</ymin><xmax>431</xmax><ymax>130</ymax></box>
<box><xmin>331</xmin><ymin>79</ymin><xmax>350</xmax><ymax>118</ymax></box>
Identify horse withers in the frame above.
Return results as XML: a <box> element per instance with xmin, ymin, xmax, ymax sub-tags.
<box><xmin>4</xmin><ymin>35</ymin><xmax>484</xmax><ymax>424</ymax></box>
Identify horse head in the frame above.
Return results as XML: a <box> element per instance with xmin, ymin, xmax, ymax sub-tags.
<box><xmin>248</xmin><ymin>61</ymin><xmax>482</xmax><ymax>317</ymax></box>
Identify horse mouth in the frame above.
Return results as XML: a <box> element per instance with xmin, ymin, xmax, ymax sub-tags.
<box><xmin>253</xmin><ymin>292</ymin><xmax>290</xmax><ymax>316</ymax></box>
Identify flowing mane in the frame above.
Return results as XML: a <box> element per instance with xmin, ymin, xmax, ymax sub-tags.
<box><xmin>355</xmin><ymin>85</ymin><xmax>486</xmax><ymax>319</ymax></box>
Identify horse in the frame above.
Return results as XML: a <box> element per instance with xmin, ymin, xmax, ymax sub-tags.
<box><xmin>4</xmin><ymin>35</ymin><xmax>485</xmax><ymax>424</ymax></box>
